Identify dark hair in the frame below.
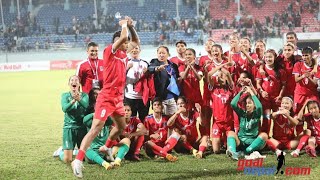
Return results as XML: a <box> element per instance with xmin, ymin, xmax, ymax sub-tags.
<box><xmin>112</xmin><ymin>30</ymin><xmax>130</xmax><ymax>43</ymax></box>
<box><xmin>87</xmin><ymin>87</ymin><xmax>101</xmax><ymax>114</ymax></box>
<box><xmin>212</xmin><ymin>44</ymin><xmax>226</xmax><ymax>60</ymax></box>
<box><xmin>277</xmin><ymin>43</ymin><xmax>296</xmax><ymax>67</ymax></box>
<box><xmin>177</xmin><ymin>96</ymin><xmax>187</xmax><ymax>103</ymax></box>
<box><xmin>186</xmin><ymin>48</ymin><xmax>196</xmax><ymax>56</ymax></box>
<box><xmin>175</xmin><ymin>40</ymin><xmax>187</xmax><ymax>47</ymax></box>
<box><xmin>240</xmin><ymin>71</ymin><xmax>254</xmax><ymax>83</ymax></box>
<box><xmin>123</xmin><ymin>103</ymin><xmax>132</xmax><ymax>109</ymax></box>
<box><xmin>157</xmin><ymin>45</ymin><xmax>170</xmax><ymax>56</ymax></box>
<box><xmin>302</xmin><ymin>46</ymin><xmax>313</xmax><ymax>55</ymax></box>
<box><xmin>307</xmin><ymin>100</ymin><xmax>320</xmax><ymax>110</ymax></box>
<box><xmin>86</xmin><ymin>42</ymin><xmax>98</xmax><ymax>50</ymax></box>
<box><xmin>286</xmin><ymin>31</ymin><xmax>297</xmax><ymax>39</ymax></box>
<box><xmin>152</xmin><ymin>97</ymin><xmax>163</xmax><ymax>106</ymax></box>
<box><xmin>254</xmin><ymin>39</ymin><xmax>266</xmax><ymax>48</ymax></box>
<box><xmin>265</xmin><ymin>49</ymin><xmax>281</xmax><ymax>78</ymax></box>
<box><xmin>302</xmin><ymin>46</ymin><xmax>316</xmax><ymax>66</ymax></box>
<box><xmin>240</xmin><ymin>37</ymin><xmax>252</xmax><ymax>52</ymax></box>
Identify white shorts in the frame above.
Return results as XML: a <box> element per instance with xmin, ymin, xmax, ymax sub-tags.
<box><xmin>162</xmin><ymin>98</ymin><xmax>177</xmax><ymax>116</ymax></box>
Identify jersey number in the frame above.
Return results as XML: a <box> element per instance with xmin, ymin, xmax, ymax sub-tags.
<box><xmin>100</xmin><ymin>109</ymin><xmax>106</xmax><ymax>118</ymax></box>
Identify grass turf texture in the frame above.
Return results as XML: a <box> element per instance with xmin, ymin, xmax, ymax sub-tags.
<box><xmin>0</xmin><ymin>70</ymin><xmax>319</xmax><ymax>180</ymax></box>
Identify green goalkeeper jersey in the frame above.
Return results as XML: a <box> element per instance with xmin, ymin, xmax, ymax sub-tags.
<box><xmin>83</xmin><ymin>113</ymin><xmax>113</xmax><ymax>149</ymax></box>
<box><xmin>231</xmin><ymin>92</ymin><xmax>262</xmax><ymax>139</ymax></box>
<box><xmin>61</xmin><ymin>92</ymin><xmax>89</xmax><ymax>129</ymax></box>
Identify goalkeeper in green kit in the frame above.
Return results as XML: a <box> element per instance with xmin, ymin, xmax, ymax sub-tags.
<box><xmin>58</xmin><ymin>75</ymin><xmax>89</xmax><ymax>163</ymax></box>
<box><xmin>83</xmin><ymin>87</ymin><xmax>131</xmax><ymax>170</ymax></box>
<box><xmin>226</xmin><ymin>86</ymin><xmax>268</xmax><ymax>160</ymax></box>
<box><xmin>83</xmin><ymin>113</ymin><xmax>131</xmax><ymax>170</ymax></box>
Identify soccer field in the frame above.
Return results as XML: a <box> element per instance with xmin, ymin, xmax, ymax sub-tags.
<box><xmin>0</xmin><ymin>70</ymin><xmax>319</xmax><ymax>179</ymax></box>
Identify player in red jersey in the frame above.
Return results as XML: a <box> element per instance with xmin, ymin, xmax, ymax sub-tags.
<box><xmin>198</xmin><ymin>39</ymin><xmax>215</xmax><ymax>128</ymax></box>
<box><xmin>293</xmin><ymin>47</ymin><xmax>320</xmax><ymax>135</ymax></box>
<box><xmin>286</xmin><ymin>31</ymin><xmax>302</xmax><ymax>56</ymax></box>
<box><xmin>256</xmin><ymin>49</ymin><xmax>287</xmax><ymax>135</ymax></box>
<box><xmin>71</xmin><ymin>17</ymin><xmax>140</xmax><ymax>178</ymax></box>
<box><xmin>170</xmin><ymin>40</ymin><xmax>187</xmax><ymax>66</ymax></box>
<box><xmin>254</xmin><ymin>40</ymin><xmax>266</xmax><ymax>61</ymax></box>
<box><xmin>252</xmin><ymin>40</ymin><xmax>266</xmax><ymax>80</ymax></box>
<box><xmin>207</xmin><ymin>49</ymin><xmax>235</xmax><ymax>153</ymax></box>
<box><xmin>198</xmin><ymin>39</ymin><xmax>215</xmax><ymax>68</ymax></box>
<box><xmin>298</xmin><ymin>100</ymin><xmax>320</xmax><ymax>157</ymax></box>
<box><xmin>277</xmin><ymin>42</ymin><xmax>300</xmax><ymax>97</ymax></box>
<box><xmin>76</xmin><ymin>42</ymin><xmax>104</xmax><ymax>94</ymax></box>
<box><xmin>167</xmin><ymin>97</ymin><xmax>209</xmax><ymax>158</ymax></box>
<box><xmin>121</xmin><ymin>104</ymin><xmax>147</xmax><ymax>161</ymax></box>
<box><xmin>179</xmin><ymin>48</ymin><xmax>203</xmax><ymax>109</ymax></box>
<box><xmin>237</xmin><ymin>37</ymin><xmax>258</xmax><ymax>75</ymax></box>
<box><xmin>267</xmin><ymin>97</ymin><xmax>310</xmax><ymax>157</ymax></box>
<box><xmin>144</xmin><ymin>98</ymin><xmax>178</xmax><ymax>162</ymax></box>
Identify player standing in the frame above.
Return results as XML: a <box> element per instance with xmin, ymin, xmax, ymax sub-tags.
<box><xmin>71</xmin><ymin>17</ymin><xmax>140</xmax><ymax>178</ymax></box>
<box><xmin>76</xmin><ymin>42</ymin><xmax>104</xmax><ymax>94</ymax></box>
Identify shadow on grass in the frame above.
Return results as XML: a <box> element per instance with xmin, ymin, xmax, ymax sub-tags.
<box><xmin>127</xmin><ymin>167</ymin><xmax>240</xmax><ymax>180</ymax></box>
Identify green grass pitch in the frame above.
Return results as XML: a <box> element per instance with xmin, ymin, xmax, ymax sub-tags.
<box><xmin>0</xmin><ymin>70</ymin><xmax>318</xmax><ymax>179</ymax></box>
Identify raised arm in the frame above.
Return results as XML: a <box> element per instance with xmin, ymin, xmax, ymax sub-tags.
<box><xmin>61</xmin><ymin>93</ymin><xmax>76</xmax><ymax>113</ymax></box>
<box><xmin>126</xmin><ymin>17</ymin><xmax>140</xmax><ymax>53</ymax></box>
<box><xmin>231</xmin><ymin>90</ymin><xmax>243</xmax><ymax>115</ymax></box>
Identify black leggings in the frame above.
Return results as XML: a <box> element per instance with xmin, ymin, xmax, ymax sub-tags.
<box><xmin>124</xmin><ymin>97</ymin><xmax>150</xmax><ymax>122</ymax></box>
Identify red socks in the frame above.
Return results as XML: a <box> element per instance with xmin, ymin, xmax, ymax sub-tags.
<box><xmin>266</xmin><ymin>139</ymin><xmax>277</xmax><ymax>151</ymax></box>
<box><xmin>163</xmin><ymin>137</ymin><xmax>178</xmax><ymax>152</ymax></box>
<box><xmin>297</xmin><ymin>135</ymin><xmax>309</xmax><ymax>150</ymax></box>
<box><xmin>151</xmin><ymin>144</ymin><xmax>167</xmax><ymax>157</ymax></box>
<box><xmin>105</xmin><ymin>139</ymin><xmax>118</xmax><ymax>148</ymax></box>
<box><xmin>199</xmin><ymin>145</ymin><xmax>206</xmax><ymax>153</ymax></box>
<box><xmin>75</xmin><ymin>150</ymin><xmax>85</xmax><ymax>161</ymax></box>
<box><xmin>134</xmin><ymin>136</ymin><xmax>145</xmax><ymax>155</ymax></box>
<box><xmin>182</xmin><ymin>141</ymin><xmax>193</xmax><ymax>151</ymax></box>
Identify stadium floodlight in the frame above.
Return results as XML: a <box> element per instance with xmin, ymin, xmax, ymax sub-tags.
<box><xmin>0</xmin><ymin>0</ymin><xmax>5</xmax><ymax>29</ymax></box>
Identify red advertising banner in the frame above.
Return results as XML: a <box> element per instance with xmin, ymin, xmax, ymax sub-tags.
<box><xmin>49</xmin><ymin>60</ymin><xmax>82</xmax><ymax>70</ymax></box>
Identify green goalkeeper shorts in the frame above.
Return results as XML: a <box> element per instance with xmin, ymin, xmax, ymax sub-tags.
<box><xmin>62</xmin><ymin>127</ymin><xmax>87</xmax><ymax>150</ymax></box>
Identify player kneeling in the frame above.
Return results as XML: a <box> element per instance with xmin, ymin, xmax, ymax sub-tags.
<box><xmin>296</xmin><ymin>100</ymin><xmax>320</xmax><ymax>157</ymax></box>
<box><xmin>227</xmin><ymin>86</ymin><xmax>268</xmax><ymax>160</ymax></box>
<box><xmin>167</xmin><ymin>96</ymin><xmax>209</xmax><ymax>158</ymax></box>
<box><xmin>144</xmin><ymin>98</ymin><xmax>178</xmax><ymax>162</ymax></box>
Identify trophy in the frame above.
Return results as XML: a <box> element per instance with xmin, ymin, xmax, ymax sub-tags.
<box><xmin>115</xmin><ymin>12</ymin><xmax>136</xmax><ymax>26</ymax></box>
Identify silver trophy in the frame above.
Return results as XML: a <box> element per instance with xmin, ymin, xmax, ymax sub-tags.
<box><xmin>115</xmin><ymin>12</ymin><xmax>136</xmax><ymax>26</ymax></box>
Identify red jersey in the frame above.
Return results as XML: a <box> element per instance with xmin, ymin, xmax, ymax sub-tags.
<box><xmin>144</xmin><ymin>114</ymin><xmax>169</xmax><ymax>143</ymax></box>
<box><xmin>198</xmin><ymin>56</ymin><xmax>215</xmax><ymax>106</ymax></box>
<box><xmin>211</xmin><ymin>87</ymin><xmax>234</xmax><ymax>123</ymax></box>
<box><xmin>198</xmin><ymin>55</ymin><xmax>211</xmax><ymax>68</ymax></box>
<box><xmin>76</xmin><ymin>58</ymin><xmax>104</xmax><ymax>94</ymax></box>
<box><xmin>236</xmin><ymin>53</ymin><xmax>258</xmax><ymax>74</ymax></box>
<box><xmin>272</xmin><ymin>115</ymin><xmax>295</xmax><ymax>141</ymax></box>
<box><xmin>173</xmin><ymin>111</ymin><xmax>198</xmax><ymax>140</ymax></box>
<box><xmin>124</xmin><ymin>116</ymin><xmax>142</xmax><ymax>134</ymax></box>
<box><xmin>292</xmin><ymin>62</ymin><xmax>320</xmax><ymax>96</ymax></box>
<box><xmin>280</xmin><ymin>57</ymin><xmax>296</xmax><ymax>97</ymax></box>
<box><xmin>256</xmin><ymin>65</ymin><xmax>287</xmax><ymax>98</ymax></box>
<box><xmin>304</xmin><ymin>114</ymin><xmax>320</xmax><ymax>142</ymax></box>
<box><xmin>100</xmin><ymin>44</ymin><xmax>128</xmax><ymax>98</ymax></box>
<box><xmin>170</xmin><ymin>56</ymin><xmax>184</xmax><ymax>66</ymax></box>
<box><xmin>178</xmin><ymin>64</ymin><xmax>202</xmax><ymax>105</ymax></box>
